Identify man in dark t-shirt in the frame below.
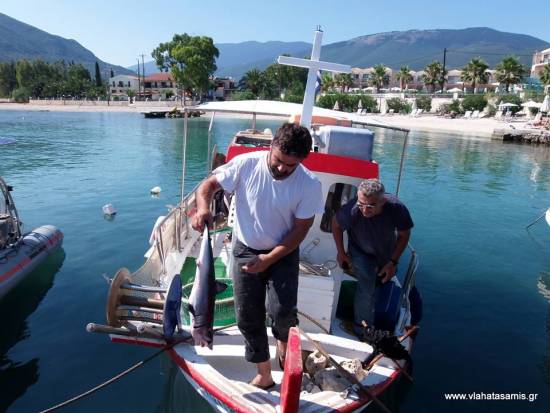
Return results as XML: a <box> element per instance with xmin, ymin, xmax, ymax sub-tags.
<box><xmin>332</xmin><ymin>179</ymin><xmax>413</xmax><ymax>337</ymax></box>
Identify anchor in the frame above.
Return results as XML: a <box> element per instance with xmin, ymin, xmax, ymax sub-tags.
<box><xmin>87</xmin><ymin>268</ymin><xmax>190</xmax><ymax>341</ymax></box>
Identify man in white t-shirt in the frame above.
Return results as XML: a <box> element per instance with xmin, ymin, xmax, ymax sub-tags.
<box><xmin>192</xmin><ymin>123</ymin><xmax>324</xmax><ymax>390</ymax></box>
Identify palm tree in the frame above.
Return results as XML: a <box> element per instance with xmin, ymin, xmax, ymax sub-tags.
<box><xmin>495</xmin><ymin>56</ymin><xmax>526</xmax><ymax>93</ymax></box>
<box><xmin>334</xmin><ymin>73</ymin><xmax>353</xmax><ymax>93</ymax></box>
<box><xmin>320</xmin><ymin>73</ymin><xmax>334</xmax><ymax>93</ymax></box>
<box><xmin>539</xmin><ymin>63</ymin><xmax>550</xmax><ymax>92</ymax></box>
<box><xmin>422</xmin><ymin>61</ymin><xmax>445</xmax><ymax>93</ymax></box>
<box><xmin>369</xmin><ymin>64</ymin><xmax>390</xmax><ymax>92</ymax></box>
<box><xmin>396</xmin><ymin>66</ymin><xmax>413</xmax><ymax>90</ymax></box>
<box><xmin>240</xmin><ymin>69</ymin><xmax>264</xmax><ymax>96</ymax></box>
<box><xmin>461</xmin><ymin>58</ymin><xmax>489</xmax><ymax>93</ymax></box>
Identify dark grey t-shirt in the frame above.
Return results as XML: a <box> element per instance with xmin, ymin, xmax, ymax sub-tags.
<box><xmin>335</xmin><ymin>194</ymin><xmax>414</xmax><ymax>266</ymax></box>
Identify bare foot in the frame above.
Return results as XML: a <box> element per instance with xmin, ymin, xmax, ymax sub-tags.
<box><xmin>249</xmin><ymin>374</ymin><xmax>275</xmax><ymax>390</ymax></box>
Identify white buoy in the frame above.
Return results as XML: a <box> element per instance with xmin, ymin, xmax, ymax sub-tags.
<box><xmin>102</xmin><ymin>203</ymin><xmax>117</xmax><ymax>216</ymax></box>
<box><xmin>150</xmin><ymin>186</ymin><xmax>162</xmax><ymax>195</ymax></box>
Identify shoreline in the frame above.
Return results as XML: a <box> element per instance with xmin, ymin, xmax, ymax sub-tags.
<box><xmin>0</xmin><ymin>102</ymin><xmax>528</xmax><ymax>138</ymax></box>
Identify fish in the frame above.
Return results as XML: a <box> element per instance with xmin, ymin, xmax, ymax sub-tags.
<box><xmin>187</xmin><ymin>225</ymin><xmax>227</xmax><ymax>349</ymax></box>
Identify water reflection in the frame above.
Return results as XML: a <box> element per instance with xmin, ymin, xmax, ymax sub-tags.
<box><xmin>154</xmin><ymin>354</ymin><xmax>214</xmax><ymax>413</ymax></box>
<box><xmin>0</xmin><ymin>248</ymin><xmax>65</xmax><ymax>412</ymax></box>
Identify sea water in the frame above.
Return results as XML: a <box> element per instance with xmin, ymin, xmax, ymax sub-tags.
<box><xmin>0</xmin><ymin>110</ymin><xmax>548</xmax><ymax>412</ymax></box>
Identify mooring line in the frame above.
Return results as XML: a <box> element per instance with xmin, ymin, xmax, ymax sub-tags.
<box><xmin>39</xmin><ymin>335</ymin><xmax>191</xmax><ymax>413</ymax></box>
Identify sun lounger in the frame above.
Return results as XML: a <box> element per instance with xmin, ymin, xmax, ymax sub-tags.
<box><xmin>494</xmin><ymin>110</ymin><xmax>503</xmax><ymax>120</ymax></box>
<box><xmin>463</xmin><ymin>111</ymin><xmax>472</xmax><ymax>119</ymax></box>
<box><xmin>409</xmin><ymin>109</ymin><xmax>418</xmax><ymax>117</ymax></box>
<box><xmin>471</xmin><ymin>110</ymin><xmax>480</xmax><ymax>119</ymax></box>
<box><xmin>413</xmin><ymin>109</ymin><xmax>423</xmax><ymax>117</ymax></box>
<box><xmin>526</xmin><ymin>112</ymin><xmax>543</xmax><ymax>126</ymax></box>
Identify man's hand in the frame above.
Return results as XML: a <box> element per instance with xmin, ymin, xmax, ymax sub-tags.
<box><xmin>242</xmin><ymin>254</ymin><xmax>273</xmax><ymax>273</ymax></box>
<box><xmin>378</xmin><ymin>261</ymin><xmax>397</xmax><ymax>283</ymax></box>
<box><xmin>192</xmin><ymin>208</ymin><xmax>213</xmax><ymax>232</ymax></box>
<box><xmin>336</xmin><ymin>251</ymin><xmax>352</xmax><ymax>271</ymax></box>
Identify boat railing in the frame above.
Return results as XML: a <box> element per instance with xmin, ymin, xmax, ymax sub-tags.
<box><xmin>128</xmin><ymin>182</ymin><xmax>202</xmax><ymax>288</ymax></box>
<box><xmin>399</xmin><ymin>243</ymin><xmax>419</xmax><ymax>313</ymax></box>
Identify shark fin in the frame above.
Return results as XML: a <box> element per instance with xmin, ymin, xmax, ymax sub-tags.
<box><xmin>215</xmin><ymin>281</ymin><xmax>228</xmax><ymax>295</ymax></box>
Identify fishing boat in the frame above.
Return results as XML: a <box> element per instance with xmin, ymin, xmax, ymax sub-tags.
<box><xmin>88</xmin><ymin>29</ymin><xmax>421</xmax><ymax>413</ymax></box>
<box><xmin>0</xmin><ymin>177</ymin><xmax>64</xmax><ymax>299</ymax></box>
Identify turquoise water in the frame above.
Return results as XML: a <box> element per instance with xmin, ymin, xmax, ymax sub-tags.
<box><xmin>0</xmin><ymin>110</ymin><xmax>549</xmax><ymax>412</ymax></box>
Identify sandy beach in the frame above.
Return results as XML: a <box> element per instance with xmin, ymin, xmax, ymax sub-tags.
<box><xmin>0</xmin><ymin>102</ymin><xmax>525</xmax><ymax>138</ymax></box>
<box><xmin>367</xmin><ymin>114</ymin><xmax>521</xmax><ymax>138</ymax></box>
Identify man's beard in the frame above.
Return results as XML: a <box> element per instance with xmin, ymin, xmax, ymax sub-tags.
<box><xmin>269</xmin><ymin>164</ymin><xmax>292</xmax><ymax>180</ymax></box>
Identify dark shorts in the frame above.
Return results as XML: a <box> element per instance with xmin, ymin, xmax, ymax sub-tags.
<box><xmin>231</xmin><ymin>239</ymin><xmax>299</xmax><ymax>363</ymax></box>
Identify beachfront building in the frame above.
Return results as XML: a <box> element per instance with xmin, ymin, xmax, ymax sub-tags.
<box><xmin>109</xmin><ymin>75</ymin><xmax>139</xmax><ymax>98</ymax></box>
<box><xmin>210</xmin><ymin>77</ymin><xmax>236</xmax><ymax>100</ymax></box>
<box><xmin>531</xmin><ymin>48</ymin><xmax>550</xmax><ymax>78</ymax></box>
<box><xmin>343</xmin><ymin>66</ymin><xmax>505</xmax><ymax>93</ymax></box>
<box><xmin>143</xmin><ymin>73</ymin><xmax>178</xmax><ymax>100</ymax></box>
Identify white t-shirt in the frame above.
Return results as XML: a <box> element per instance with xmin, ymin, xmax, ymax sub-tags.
<box><xmin>214</xmin><ymin>151</ymin><xmax>324</xmax><ymax>250</ymax></box>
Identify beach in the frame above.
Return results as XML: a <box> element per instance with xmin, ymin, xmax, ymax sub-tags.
<box><xmin>0</xmin><ymin>102</ymin><xmax>527</xmax><ymax>138</ymax></box>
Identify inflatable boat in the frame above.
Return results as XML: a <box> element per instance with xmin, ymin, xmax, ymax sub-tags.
<box><xmin>0</xmin><ymin>177</ymin><xmax>63</xmax><ymax>299</ymax></box>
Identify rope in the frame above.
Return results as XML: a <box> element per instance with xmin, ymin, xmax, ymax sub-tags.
<box><xmin>39</xmin><ymin>321</ymin><xmax>239</xmax><ymax>413</ymax></box>
<box><xmin>298</xmin><ymin>310</ymin><xmax>329</xmax><ymax>334</ymax></box>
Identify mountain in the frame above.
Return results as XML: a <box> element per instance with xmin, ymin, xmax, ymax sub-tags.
<box><xmin>128</xmin><ymin>41</ymin><xmax>311</xmax><ymax>79</ymax></box>
<box><xmin>0</xmin><ymin>13</ymin><xmax>134</xmax><ymax>77</ymax></box>
<box><xmin>132</xmin><ymin>28</ymin><xmax>548</xmax><ymax>80</ymax></box>
<box><xmin>320</xmin><ymin>27</ymin><xmax>549</xmax><ymax>71</ymax></box>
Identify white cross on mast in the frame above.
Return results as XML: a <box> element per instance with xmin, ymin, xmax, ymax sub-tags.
<box><xmin>277</xmin><ymin>27</ymin><xmax>351</xmax><ymax>129</ymax></box>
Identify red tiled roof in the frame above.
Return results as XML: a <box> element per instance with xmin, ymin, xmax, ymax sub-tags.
<box><xmin>143</xmin><ymin>72</ymin><xmax>173</xmax><ymax>82</ymax></box>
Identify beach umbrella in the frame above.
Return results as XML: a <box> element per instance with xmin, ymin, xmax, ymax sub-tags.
<box><xmin>363</xmin><ymin>87</ymin><xmax>375</xmax><ymax>92</ymax></box>
<box><xmin>333</xmin><ymin>101</ymin><xmax>340</xmax><ymax>111</ymax></box>
<box><xmin>411</xmin><ymin>99</ymin><xmax>417</xmax><ymax>111</ymax></box>
<box><xmin>541</xmin><ymin>95</ymin><xmax>550</xmax><ymax>113</ymax></box>
<box><xmin>447</xmin><ymin>87</ymin><xmax>462</xmax><ymax>93</ymax></box>
<box><xmin>390</xmin><ymin>87</ymin><xmax>402</xmax><ymax>92</ymax></box>
<box><xmin>498</xmin><ymin>102</ymin><xmax>518</xmax><ymax>109</ymax></box>
<box><xmin>521</xmin><ymin>100</ymin><xmax>542</xmax><ymax>108</ymax></box>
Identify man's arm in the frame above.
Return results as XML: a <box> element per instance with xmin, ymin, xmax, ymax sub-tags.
<box><xmin>242</xmin><ymin>216</ymin><xmax>314</xmax><ymax>273</ymax></box>
<box><xmin>332</xmin><ymin>217</ymin><xmax>352</xmax><ymax>270</ymax></box>
<box><xmin>379</xmin><ymin>229</ymin><xmax>411</xmax><ymax>283</ymax></box>
<box><xmin>192</xmin><ymin>175</ymin><xmax>222</xmax><ymax>232</ymax></box>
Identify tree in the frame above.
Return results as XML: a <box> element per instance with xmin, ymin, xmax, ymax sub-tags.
<box><xmin>422</xmin><ymin>61</ymin><xmax>445</xmax><ymax>93</ymax></box>
<box><xmin>320</xmin><ymin>73</ymin><xmax>334</xmax><ymax>93</ymax></box>
<box><xmin>262</xmin><ymin>59</ymin><xmax>307</xmax><ymax>99</ymax></box>
<box><xmin>0</xmin><ymin>62</ymin><xmax>17</xmax><ymax>97</ymax></box>
<box><xmin>16</xmin><ymin>60</ymin><xmax>34</xmax><ymax>90</ymax></box>
<box><xmin>396</xmin><ymin>66</ymin><xmax>413</xmax><ymax>90</ymax></box>
<box><xmin>461</xmin><ymin>58</ymin><xmax>489</xmax><ymax>93</ymax></box>
<box><xmin>240</xmin><ymin>68</ymin><xmax>264</xmax><ymax>96</ymax></box>
<box><xmin>539</xmin><ymin>63</ymin><xmax>550</xmax><ymax>92</ymax></box>
<box><xmin>152</xmin><ymin>33</ymin><xmax>219</xmax><ymax>102</ymax></box>
<box><xmin>110</xmin><ymin>68</ymin><xmax>114</xmax><ymax>78</ymax></box>
<box><xmin>495</xmin><ymin>56</ymin><xmax>526</xmax><ymax>93</ymax></box>
<box><xmin>334</xmin><ymin>73</ymin><xmax>353</xmax><ymax>93</ymax></box>
<box><xmin>65</xmin><ymin>63</ymin><xmax>92</xmax><ymax>97</ymax></box>
<box><xmin>368</xmin><ymin>64</ymin><xmax>389</xmax><ymax>92</ymax></box>
<box><xmin>94</xmin><ymin>61</ymin><xmax>102</xmax><ymax>87</ymax></box>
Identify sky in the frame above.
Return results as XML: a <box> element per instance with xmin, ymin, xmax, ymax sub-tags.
<box><xmin>2</xmin><ymin>0</ymin><xmax>550</xmax><ymax>67</ymax></box>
